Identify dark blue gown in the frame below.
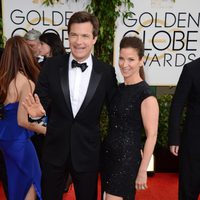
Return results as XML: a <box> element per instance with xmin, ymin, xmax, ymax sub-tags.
<box><xmin>0</xmin><ymin>102</ymin><xmax>42</xmax><ymax>200</ymax></box>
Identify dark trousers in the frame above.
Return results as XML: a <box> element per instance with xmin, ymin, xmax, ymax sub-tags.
<box><xmin>41</xmin><ymin>160</ymin><xmax>98</xmax><ymax>200</ymax></box>
<box><xmin>179</xmin><ymin>153</ymin><xmax>200</xmax><ymax>200</ymax></box>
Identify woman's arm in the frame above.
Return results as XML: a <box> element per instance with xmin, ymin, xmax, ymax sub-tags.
<box><xmin>17</xmin><ymin>78</ymin><xmax>46</xmax><ymax>135</ymax></box>
<box><xmin>135</xmin><ymin>96</ymin><xmax>159</xmax><ymax>190</ymax></box>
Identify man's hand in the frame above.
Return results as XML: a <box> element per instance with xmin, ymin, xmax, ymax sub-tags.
<box><xmin>170</xmin><ymin>145</ymin><xmax>179</xmax><ymax>156</ymax></box>
<box><xmin>23</xmin><ymin>93</ymin><xmax>46</xmax><ymax>118</ymax></box>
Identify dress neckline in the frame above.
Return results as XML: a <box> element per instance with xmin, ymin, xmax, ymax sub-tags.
<box><xmin>121</xmin><ymin>81</ymin><xmax>144</xmax><ymax>88</ymax></box>
<box><xmin>4</xmin><ymin>102</ymin><xmax>19</xmax><ymax>107</ymax></box>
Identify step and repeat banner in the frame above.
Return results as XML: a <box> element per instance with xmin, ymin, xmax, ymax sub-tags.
<box><xmin>2</xmin><ymin>0</ymin><xmax>200</xmax><ymax>85</ymax></box>
<box><xmin>114</xmin><ymin>0</ymin><xmax>200</xmax><ymax>85</ymax></box>
<box><xmin>2</xmin><ymin>0</ymin><xmax>91</xmax><ymax>51</ymax></box>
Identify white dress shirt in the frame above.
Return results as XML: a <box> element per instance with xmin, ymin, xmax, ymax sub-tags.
<box><xmin>37</xmin><ymin>55</ymin><xmax>44</xmax><ymax>63</ymax></box>
<box><xmin>68</xmin><ymin>54</ymin><xmax>92</xmax><ymax>117</ymax></box>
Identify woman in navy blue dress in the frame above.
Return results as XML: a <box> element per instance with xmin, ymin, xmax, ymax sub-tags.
<box><xmin>0</xmin><ymin>36</ymin><xmax>46</xmax><ymax>200</ymax></box>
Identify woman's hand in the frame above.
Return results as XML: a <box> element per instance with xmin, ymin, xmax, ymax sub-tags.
<box><xmin>22</xmin><ymin>93</ymin><xmax>46</xmax><ymax>118</ymax></box>
<box><xmin>135</xmin><ymin>170</ymin><xmax>148</xmax><ymax>190</ymax></box>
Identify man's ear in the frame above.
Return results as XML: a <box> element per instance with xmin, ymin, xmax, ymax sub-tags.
<box><xmin>93</xmin><ymin>36</ymin><xmax>98</xmax><ymax>45</ymax></box>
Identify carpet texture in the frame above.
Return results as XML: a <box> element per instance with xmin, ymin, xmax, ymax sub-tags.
<box><xmin>1</xmin><ymin>173</ymin><xmax>198</xmax><ymax>199</ymax></box>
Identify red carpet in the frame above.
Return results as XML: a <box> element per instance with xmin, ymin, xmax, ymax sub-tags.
<box><xmin>0</xmin><ymin>173</ymin><xmax>199</xmax><ymax>199</ymax></box>
<box><xmin>62</xmin><ymin>173</ymin><xmax>179</xmax><ymax>200</ymax></box>
<box><xmin>136</xmin><ymin>173</ymin><xmax>178</xmax><ymax>200</ymax></box>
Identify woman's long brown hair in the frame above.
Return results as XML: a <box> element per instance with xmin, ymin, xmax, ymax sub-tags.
<box><xmin>0</xmin><ymin>35</ymin><xmax>40</xmax><ymax>104</ymax></box>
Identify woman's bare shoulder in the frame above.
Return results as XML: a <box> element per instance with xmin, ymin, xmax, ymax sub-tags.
<box><xmin>16</xmin><ymin>72</ymin><xmax>35</xmax><ymax>90</ymax></box>
<box><xmin>15</xmin><ymin>73</ymin><xmax>35</xmax><ymax>100</ymax></box>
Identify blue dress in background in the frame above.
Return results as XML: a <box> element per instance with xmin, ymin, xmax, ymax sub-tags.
<box><xmin>0</xmin><ymin>102</ymin><xmax>42</xmax><ymax>200</ymax></box>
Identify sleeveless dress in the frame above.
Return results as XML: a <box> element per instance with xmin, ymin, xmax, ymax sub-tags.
<box><xmin>0</xmin><ymin>102</ymin><xmax>42</xmax><ymax>200</ymax></box>
<box><xmin>102</xmin><ymin>81</ymin><xmax>153</xmax><ymax>200</ymax></box>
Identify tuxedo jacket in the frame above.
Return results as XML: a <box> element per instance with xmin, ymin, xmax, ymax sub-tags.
<box><xmin>35</xmin><ymin>53</ymin><xmax>117</xmax><ymax>172</ymax></box>
<box><xmin>168</xmin><ymin>57</ymin><xmax>200</xmax><ymax>154</ymax></box>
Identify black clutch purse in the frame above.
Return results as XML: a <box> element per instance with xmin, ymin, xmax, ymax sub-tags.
<box><xmin>28</xmin><ymin>115</ymin><xmax>48</xmax><ymax>127</ymax></box>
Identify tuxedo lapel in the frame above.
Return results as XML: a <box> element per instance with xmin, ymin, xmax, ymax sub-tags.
<box><xmin>76</xmin><ymin>58</ymin><xmax>102</xmax><ymax>117</ymax></box>
<box><xmin>59</xmin><ymin>55</ymin><xmax>73</xmax><ymax>115</ymax></box>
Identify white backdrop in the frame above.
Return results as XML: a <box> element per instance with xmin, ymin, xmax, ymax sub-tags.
<box><xmin>2</xmin><ymin>0</ymin><xmax>200</xmax><ymax>85</ymax></box>
<box><xmin>114</xmin><ymin>0</ymin><xmax>200</xmax><ymax>85</ymax></box>
<box><xmin>2</xmin><ymin>0</ymin><xmax>91</xmax><ymax>51</ymax></box>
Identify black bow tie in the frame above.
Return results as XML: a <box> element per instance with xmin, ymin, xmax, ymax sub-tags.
<box><xmin>71</xmin><ymin>60</ymin><xmax>88</xmax><ymax>72</ymax></box>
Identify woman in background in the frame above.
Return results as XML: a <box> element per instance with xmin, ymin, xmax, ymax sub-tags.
<box><xmin>0</xmin><ymin>36</ymin><xmax>46</xmax><ymax>200</ymax></box>
<box><xmin>39</xmin><ymin>32</ymin><xmax>66</xmax><ymax>58</ymax></box>
<box><xmin>102</xmin><ymin>36</ymin><xmax>159</xmax><ymax>200</ymax></box>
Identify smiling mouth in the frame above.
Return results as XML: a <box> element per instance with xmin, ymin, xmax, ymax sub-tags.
<box><xmin>121</xmin><ymin>67</ymin><xmax>130</xmax><ymax>72</ymax></box>
<box><xmin>74</xmin><ymin>46</ymin><xmax>85</xmax><ymax>50</ymax></box>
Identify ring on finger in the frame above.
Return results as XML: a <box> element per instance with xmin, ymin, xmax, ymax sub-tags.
<box><xmin>141</xmin><ymin>186</ymin><xmax>145</xmax><ymax>190</ymax></box>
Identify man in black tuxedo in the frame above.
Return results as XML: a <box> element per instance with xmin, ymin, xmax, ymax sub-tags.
<box><xmin>168</xmin><ymin>58</ymin><xmax>200</xmax><ymax>199</ymax></box>
<box><xmin>23</xmin><ymin>11</ymin><xmax>117</xmax><ymax>200</ymax></box>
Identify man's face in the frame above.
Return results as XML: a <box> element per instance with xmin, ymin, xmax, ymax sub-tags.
<box><xmin>26</xmin><ymin>39</ymin><xmax>41</xmax><ymax>57</ymax></box>
<box><xmin>68</xmin><ymin>22</ymin><xmax>97</xmax><ymax>62</ymax></box>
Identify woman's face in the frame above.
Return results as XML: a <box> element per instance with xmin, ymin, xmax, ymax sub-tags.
<box><xmin>119</xmin><ymin>47</ymin><xmax>143</xmax><ymax>81</ymax></box>
<box><xmin>39</xmin><ymin>42</ymin><xmax>51</xmax><ymax>57</ymax></box>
